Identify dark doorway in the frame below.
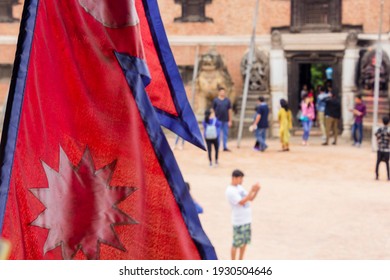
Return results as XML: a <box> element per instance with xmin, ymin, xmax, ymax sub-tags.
<box><xmin>286</xmin><ymin>51</ymin><xmax>343</xmax><ymax>127</ymax></box>
<box><xmin>298</xmin><ymin>63</ymin><xmax>334</xmax><ymax>105</ymax></box>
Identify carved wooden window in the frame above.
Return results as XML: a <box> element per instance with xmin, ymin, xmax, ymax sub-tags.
<box><xmin>174</xmin><ymin>0</ymin><xmax>213</xmax><ymax>22</ymax></box>
<box><xmin>291</xmin><ymin>0</ymin><xmax>341</xmax><ymax>32</ymax></box>
<box><xmin>304</xmin><ymin>0</ymin><xmax>329</xmax><ymax>25</ymax></box>
<box><xmin>0</xmin><ymin>0</ymin><xmax>14</xmax><ymax>22</ymax></box>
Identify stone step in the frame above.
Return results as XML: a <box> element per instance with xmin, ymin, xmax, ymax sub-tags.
<box><xmin>346</xmin><ymin>94</ymin><xmax>388</xmax><ymax>110</ymax></box>
<box><xmin>234</xmin><ymin>94</ymin><xmax>271</xmax><ymax>113</ymax></box>
<box><xmin>354</xmin><ymin>95</ymin><xmax>390</xmax><ymax>126</ymax></box>
<box><xmin>293</xmin><ymin>127</ymin><xmax>323</xmax><ymax>136</ymax></box>
<box><xmin>364</xmin><ymin>96</ymin><xmax>390</xmax><ymax>102</ymax></box>
<box><xmin>365</xmin><ymin>106</ymin><xmax>390</xmax><ymax>113</ymax></box>
<box><xmin>365</xmin><ymin>108</ymin><xmax>390</xmax><ymax>114</ymax></box>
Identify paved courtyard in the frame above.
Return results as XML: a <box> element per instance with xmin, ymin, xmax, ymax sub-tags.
<box><xmin>170</xmin><ymin>133</ymin><xmax>390</xmax><ymax>260</ymax></box>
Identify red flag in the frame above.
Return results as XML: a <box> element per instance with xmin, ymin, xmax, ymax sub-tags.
<box><xmin>0</xmin><ymin>0</ymin><xmax>216</xmax><ymax>260</ymax></box>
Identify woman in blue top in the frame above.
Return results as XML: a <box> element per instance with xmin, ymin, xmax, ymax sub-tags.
<box><xmin>203</xmin><ymin>108</ymin><xmax>221</xmax><ymax>167</ymax></box>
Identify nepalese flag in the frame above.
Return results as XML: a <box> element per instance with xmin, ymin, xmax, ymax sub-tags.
<box><xmin>0</xmin><ymin>0</ymin><xmax>217</xmax><ymax>260</ymax></box>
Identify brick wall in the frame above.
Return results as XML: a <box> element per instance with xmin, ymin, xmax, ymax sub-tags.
<box><xmin>160</xmin><ymin>0</ymin><xmax>390</xmax><ymax>35</ymax></box>
<box><xmin>0</xmin><ymin>1</ymin><xmax>22</xmax><ymax>35</ymax></box>
<box><xmin>343</xmin><ymin>0</ymin><xmax>390</xmax><ymax>33</ymax></box>
<box><xmin>2</xmin><ymin>1</ymin><xmax>390</xmax><ymax>38</ymax></box>
<box><xmin>159</xmin><ymin>0</ymin><xmax>290</xmax><ymax>35</ymax></box>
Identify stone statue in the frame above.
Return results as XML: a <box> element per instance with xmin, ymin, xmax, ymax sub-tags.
<box><xmin>195</xmin><ymin>48</ymin><xmax>235</xmax><ymax>117</ymax></box>
<box><xmin>240</xmin><ymin>48</ymin><xmax>269</xmax><ymax>92</ymax></box>
<box><xmin>346</xmin><ymin>30</ymin><xmax>358</xmax><ymax>49</ymax></box>
<box><xmin>271</xmin><ymin>30</ymin><xmax>282</xmax><ymax>49</ymax></box>
<box><xmin>359</xmin><ymin>49</ymin><xmax>390</xmax><ymax>91</ymax></box>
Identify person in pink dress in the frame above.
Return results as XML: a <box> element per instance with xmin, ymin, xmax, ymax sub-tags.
<box><xmin>300</xmin><ymin>93</ymin><xmax>315</xmax><ymax>146</ymax></box>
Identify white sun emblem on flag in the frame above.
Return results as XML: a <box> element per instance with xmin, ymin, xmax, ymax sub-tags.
<box><xmin>78</xmin><ymin>0</ymin><xmax>139</xmax><ymax>28</ymax></box>
<box><xmin>30</xmin><ymin>147</ymin><xmax>137</xmax><ymax>260</ymax></box>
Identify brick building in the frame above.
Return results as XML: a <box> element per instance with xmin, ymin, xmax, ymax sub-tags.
<box><xmin>1</xmin><ymin>1</ymin><xmax>390</xmax><ymax>137</ymax></box>
<box><xmin>162</xmin><ymin>0</ymin><xmax>390</xmax><ymax>137</ymax></box>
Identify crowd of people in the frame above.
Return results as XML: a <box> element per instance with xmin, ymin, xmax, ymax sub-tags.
<box><xmin>297</xmin><ymin>85</ymin><xmax>342</xmax><ymax>146</ymax></box>
<box><xmin>178</xmin><ymin>83</ymin><xmax>389</xmax><ymax>260</ymax></box>
<box><xmin>173</xmin><ymin>83</ymin><xmax>389</xmax><ymax>180</ymax></box>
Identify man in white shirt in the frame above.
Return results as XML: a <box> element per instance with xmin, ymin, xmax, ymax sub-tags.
<box><xmin>225</xmin><ymin>169</ymin><xmax>260</xmax><ymax>260</ymax></box>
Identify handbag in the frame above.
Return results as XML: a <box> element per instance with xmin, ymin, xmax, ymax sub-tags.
<box><xmin>296</xmin><ymin>110</ymin><xmax>302</xmax><ymax>120</ymax></box>
<box><xmin>205</xmin><ymin>119</ymin><xmax>218</xmax><ymax>140</ymax></box>
<box><xmin>300</xmin><ymin>115</ymin><xmax>309</xmax><ymax>121</ymax></box>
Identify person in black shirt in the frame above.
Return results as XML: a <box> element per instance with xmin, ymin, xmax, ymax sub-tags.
<box><xmin>212</xmin><ymin>87</ymin><xmax>232</xmax><ymax>151</ymax></box>
<box><xmin>375</xmin><ymin>116</ymin><xmax>390</xmax><ymax>180</ymax></box>
<box><xmin>322</xmin><ymin>92</ymin><xmax>341</xmax><ymax>145</ymax></box>
<box><xmin>252</xmin><ymin>96</ymin><xmax>269</xmax><ymax>151</ymax></box>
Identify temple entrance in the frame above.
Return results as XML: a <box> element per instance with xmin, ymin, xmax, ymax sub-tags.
<box><xmin>286</xmin><ymin>51</ymin><xmax>343</xmax><ymax>127</ymax></box>
<box><xmin>299</xmin><ymin>63</ymin><xmax>334</xmax><ymax>103</ymax></box>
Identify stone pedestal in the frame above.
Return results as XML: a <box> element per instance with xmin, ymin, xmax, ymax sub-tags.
<box><xmin>270</xmin><ymin>49</ymin><xmax>287</xmax><ymax>137</ymax></box>
<box><xmin>341</xmin><ymin>48</ymin><xmax>359</xmax><ymax>140</ymax></box>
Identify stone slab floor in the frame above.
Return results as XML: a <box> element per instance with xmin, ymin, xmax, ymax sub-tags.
<box><xmin>170</xmin><ymin>134</ymin><xmax>390</xmax><ymax>260</ymax></box>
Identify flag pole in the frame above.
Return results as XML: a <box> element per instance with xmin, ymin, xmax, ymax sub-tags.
<box><xmin>191</xmin><ymin>44</ymin><xmax>200</xmax><ymax>108</ymax></box>
<box><xmin>371</xmin><ymin>0</ymin><xmax>384</xmax><ymax>152</ymax></box>
<box><xmin>237</xmin><ymin>0</ymin><xmax>260</xmax><ymax>148</ymax></box>
<box><xmin>176</xmin><ymin>45</ymin><xmax>199</xmax><ymax>144</ymax></box>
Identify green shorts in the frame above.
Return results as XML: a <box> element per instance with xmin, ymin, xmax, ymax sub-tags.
<box><xmin>232</xmin><ymin>223</ymin><xmax>251</xmax><ymax>248</ymax></box>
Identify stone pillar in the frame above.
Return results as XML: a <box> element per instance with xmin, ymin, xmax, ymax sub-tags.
<box><xmin>269</xmin><ymin>30</ymin><xmax>287</xmax><ymax>137</ymax></box>
<box><xmin>341</xmin><ymin>38</ymin><xmax>359</xmax><ymax>140</ymax></box>
<box><xmin>269</xmin><ymin>49</ymin><xmax>287</xmax><ymax>137</ymax></box>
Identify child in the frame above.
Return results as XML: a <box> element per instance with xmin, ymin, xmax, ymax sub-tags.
<box><xmin>225</xmin><ymin>169</ymin><xmax>260</xmax><ymax>260</ymax></box>
<box><xmin>375</xmin><ymin>116</ymin><xmax>390</xmax><ymax>180</ymax></box>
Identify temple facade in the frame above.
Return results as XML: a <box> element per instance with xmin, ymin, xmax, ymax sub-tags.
<box><xmin>160</xmin><ymin>0</ymin><xmax>390</xmax><ymax>137</ymax></box>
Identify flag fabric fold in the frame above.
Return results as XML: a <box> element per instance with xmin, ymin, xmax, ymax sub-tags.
<box><xmin>0</xmin><ymin>0</ymin><xmax>216</xmax><ymax>260</ymax></box>
<box><xmin>137</xmin><ymin>0</ymin><xmax>205</xmax><ymax>149</ymax></box>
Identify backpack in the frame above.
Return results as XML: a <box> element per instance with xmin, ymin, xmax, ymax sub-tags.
<box><xmin>205</xmin><ymin>119</ymin><xmax>217</xmax><ymax>140</ymax></box>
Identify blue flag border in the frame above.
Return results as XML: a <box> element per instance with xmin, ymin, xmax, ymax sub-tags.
<box><xmin>142</xmin><ymin>0</ymin><xmax>205</xmax><ymax>150</ymax></box>
<box><xmin>115</xmin><ymin>52</ymin><xmax>217</xmax><ymax>260</ymax></box>
<box><xmin>0</xmin><ymin>0</ymin><xmax>39</xmax><ymax>234</ymax></box>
